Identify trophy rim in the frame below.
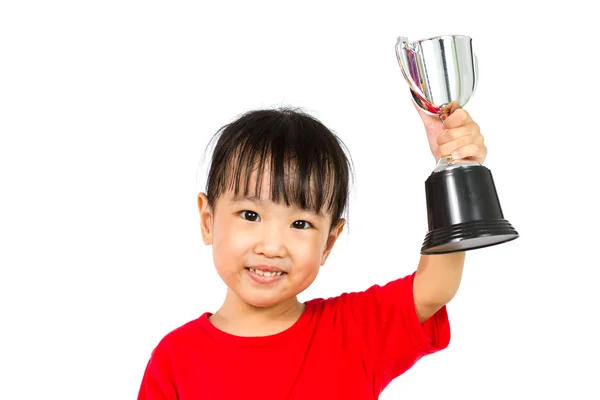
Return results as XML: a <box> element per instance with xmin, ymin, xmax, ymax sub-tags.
<box><xmin>413</xmin><ymin>34</ymin><xmax>472</xmax><ymax>43</ymax></box>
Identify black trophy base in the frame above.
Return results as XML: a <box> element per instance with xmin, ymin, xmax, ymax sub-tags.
<box><xmin>421</xmin><ymin>219</ymin><xmax>518</xmax><ymax>254</ymax></box>
<box><xmin>421</xmin><ymin>164</ymin><xmax>519</xmax><ymax>255</ymax></box>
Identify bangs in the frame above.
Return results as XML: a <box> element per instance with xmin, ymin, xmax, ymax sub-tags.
<box><xmin>226</xmin><ymin>141</ymin><xmax>336</xmax><ymax>216</ymax></box>
<box><xmin>204</xmin><ymin>107</ymin><xmax>352</xmax><ymax>224</ymax></box>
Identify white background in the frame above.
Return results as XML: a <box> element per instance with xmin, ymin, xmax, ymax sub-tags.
<box><xmin>1</xmin><ymin>1</ymin><xmax>599</xmax><ymax>399</ymax></box>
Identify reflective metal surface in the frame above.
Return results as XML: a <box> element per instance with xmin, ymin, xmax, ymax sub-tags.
<box><xmin>395</xmin><ymin>35</ymin><xmax>478</xmax><ymax>120</ymax></box>
<box><xmin>433</xmin><ymin>156</ymin><xmax>480</xmax><ymax>173</ymax></box>
<box><xmin>396</xmin><ymin>34</ymin><xmax>480</xmax><ymax>171</ymax></box>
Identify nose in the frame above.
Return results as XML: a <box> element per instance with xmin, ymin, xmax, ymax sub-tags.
<box><xmin>253</xmin><ymin>222</ymin><xmax>287</xmax><ymax>258</ymax></box>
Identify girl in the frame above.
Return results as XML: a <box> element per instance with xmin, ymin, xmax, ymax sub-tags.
<box><xmin>138</xmin><ymin>105</ymin><xmax>486</xmax><ymax>399</ymax></box>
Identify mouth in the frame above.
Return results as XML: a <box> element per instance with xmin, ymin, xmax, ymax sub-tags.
<box><xmin>245</xmin><ymin>267</ymin><xmax>286</xmax><ymax>277</ymax></box>
<box><xmin>245</xmin><ymin>267</ymin><xmax>287</xmax><ymax>284</ymax></box>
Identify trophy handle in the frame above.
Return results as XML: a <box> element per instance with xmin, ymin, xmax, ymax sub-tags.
<box><xmin>473</xmin><ymin>53</ymin><xmax>479</xmax><ymax>96</ymax></box>
<box><xmin>395</xmin><ymin>37</ymin><xmax>429</xmax><ymax>106</ymax></box>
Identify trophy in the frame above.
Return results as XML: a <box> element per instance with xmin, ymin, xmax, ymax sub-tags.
<box><xmin>395</xmin><ymin>35</ymin><xmax>518</xmax><ymax>254</ymax></box>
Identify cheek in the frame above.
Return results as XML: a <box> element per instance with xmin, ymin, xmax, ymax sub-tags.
<box><xmin>212</xmin><ymin>223</ymin><xmax>243</xmax><ymax>267</ymax></box>
<box><xmin>211</xmin><ymin>222</ymin><xmax>260</xmax><ymax>267</ymax></box>
<box><xmin>291</xmin><ymin>234</ymin><xmax>326</xmax><ymax>265</ymax></box>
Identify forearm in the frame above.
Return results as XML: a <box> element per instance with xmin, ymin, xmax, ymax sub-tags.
<box><xmin>413</xmin><ymin>252</ymin><xmax>465</xmax><ymax>322</ymax></box>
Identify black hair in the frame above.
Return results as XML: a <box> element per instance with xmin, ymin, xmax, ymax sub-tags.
<box><xmin>202</xmin><ymin>106</ymin><xmax>354</xmax><ymax>231</ymax></box>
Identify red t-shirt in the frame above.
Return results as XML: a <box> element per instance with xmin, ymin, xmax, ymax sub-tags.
<box><xmin>137</xmin><ymin>272</ymin><xmax>450</xmax><ymax>399</ymax></box>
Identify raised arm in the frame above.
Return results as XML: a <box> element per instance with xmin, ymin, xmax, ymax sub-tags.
<box><xmin>413</xmin><ymin>252</ymin><xmax>465</xmax><ymax>322</ymax></box>
<box><xmin>412</xmin><ymin>106</ymin><xmax>487</xmax><ymax>323</ymax></box>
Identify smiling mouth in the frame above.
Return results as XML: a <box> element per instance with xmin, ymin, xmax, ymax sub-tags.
<box><xmin>246</xmin><ymin>267</ymin><xmax>285</xmax><ymax>277</ymax></box>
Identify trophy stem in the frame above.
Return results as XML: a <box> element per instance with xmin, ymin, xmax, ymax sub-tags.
<box><xmin>434</xmin><ymin>155</ymin><xmax>480</xmax><ymax>173</ymax></box>
<box><xmin>434</xmin><ymin>156</ymin><xmax>454</xmax><ymax>172</ymax></box>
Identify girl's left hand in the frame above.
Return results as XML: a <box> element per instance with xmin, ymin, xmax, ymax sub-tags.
<box><xmin>414</xmin><ymin>102</ymin><xmax>487</xmax><ymax>164</ymax></box>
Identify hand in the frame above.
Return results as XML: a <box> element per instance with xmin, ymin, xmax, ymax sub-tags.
<box><xmin>414</xmin><ymin>102</ymin><xmax>487</xmax><ymax>164</ymax></box>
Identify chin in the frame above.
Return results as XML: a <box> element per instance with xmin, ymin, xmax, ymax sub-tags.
<box><xmin>242</xmin><ymin>294</ymin><xmax>288</xmax><ymax>309</ymax></box>
<box><xmin>236</xmin><ymin>286</ymin><xmax>295</xmax><ymax>308</ymax></box>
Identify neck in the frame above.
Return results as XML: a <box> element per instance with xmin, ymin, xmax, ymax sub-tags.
<box><xmin>210</xmin><ymin>289</ymin><xmax>305</xmax><ymax>337</ymax></box>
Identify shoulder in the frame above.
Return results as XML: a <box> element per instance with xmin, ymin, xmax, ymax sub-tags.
<box><xmin>299</xmin><ymin>273</ymin><xmax>416</xmax><ymax>330</ymax></box>
<box><xmin>138</xmin><ymin>315</ymin><xmax>209</xmax><ymax>397</ymax></box>
<box><xmin>306</xmin><ymin>272</ymin><xmax>416</xmax><ymax>311</ymax></box>
<box><xmin>147</xmin><ymin>313</ymin><xmax>208</xmax><ymax>358</ymax></box>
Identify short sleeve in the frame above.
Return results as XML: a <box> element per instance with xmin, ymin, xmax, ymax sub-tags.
<box><xmin>137</xmin><ymin>343</ymin><xmax>178</xmax><ymax>400</ymax></box>
<box><xmin>346</xmin><ymin>272</ymin><xmax>450</xmax><ymax>392</ymax></box>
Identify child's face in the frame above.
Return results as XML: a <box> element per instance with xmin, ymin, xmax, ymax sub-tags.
<box><xmin>197</xmin><ymin>171</ymin><xmax>345</xmax><ymax>309</ymax></box>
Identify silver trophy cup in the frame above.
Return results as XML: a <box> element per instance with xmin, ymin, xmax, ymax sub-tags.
<box><xmin>395</xmin><ymin>35</ymin><xmax>518</xmax><ymax>254</ymax></box>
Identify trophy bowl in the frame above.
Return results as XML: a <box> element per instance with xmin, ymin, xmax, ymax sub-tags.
<box><xmin>395</xmin><ymin>35</ymin><xmax>518</xmax><ymax>254</ymax></box>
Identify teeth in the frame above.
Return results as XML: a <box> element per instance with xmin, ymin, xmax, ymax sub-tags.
<box><xmin>248</xmin><ymin>268</ymin><xmax>283</xmax><ymax>277</ymax></box>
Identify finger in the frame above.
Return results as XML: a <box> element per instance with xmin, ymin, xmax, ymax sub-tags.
<box><xmin>437</xmin><ymin>124</ymin><xmax>480</xmax><ymax>145</ymax></box>
<box><xmin>444</xmin><ymin>108</ymin><xmax>473</xmax><ymax>129</ymax></box>
<box><xmin>450</xmin><ymin>143</ymin><xmax>488</xmax><ymax>163</ymax></box>
<box><xmin>438</xmin><ymin>134</ymin><xmax>483</xmax><ymax>157</ymax></box>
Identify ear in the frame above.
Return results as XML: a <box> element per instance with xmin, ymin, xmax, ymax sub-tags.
<box><xmin>321</xmin><ymin>218</ymin><xmax>346</xmax><ymax>265</ymax></box>
<box><xmin>197</xmin><ymin>193</ymin><xmax>213</xmax><ymax>245</ymax></box>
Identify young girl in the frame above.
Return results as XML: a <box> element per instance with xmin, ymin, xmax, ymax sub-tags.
<box><xmin>137</xmin><ymin>105</ymin><xmax>486</xmax><ymax>399</ymax></box>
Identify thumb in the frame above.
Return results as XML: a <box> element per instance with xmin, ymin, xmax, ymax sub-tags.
<box><xmin>413</xmin><ymin>101</ymin><xmax>440</xmax><ymax>129</ymax></box>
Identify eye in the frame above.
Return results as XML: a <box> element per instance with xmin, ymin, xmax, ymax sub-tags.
<box><xmin>239</xmin><ymin>210</ymin><xmax>260</xmax><ymax>222</ymax></box>
<box><xmin>292</xmin><ymin>220</ymin><xmax>312</xmax><ymax>230</ymax></box>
